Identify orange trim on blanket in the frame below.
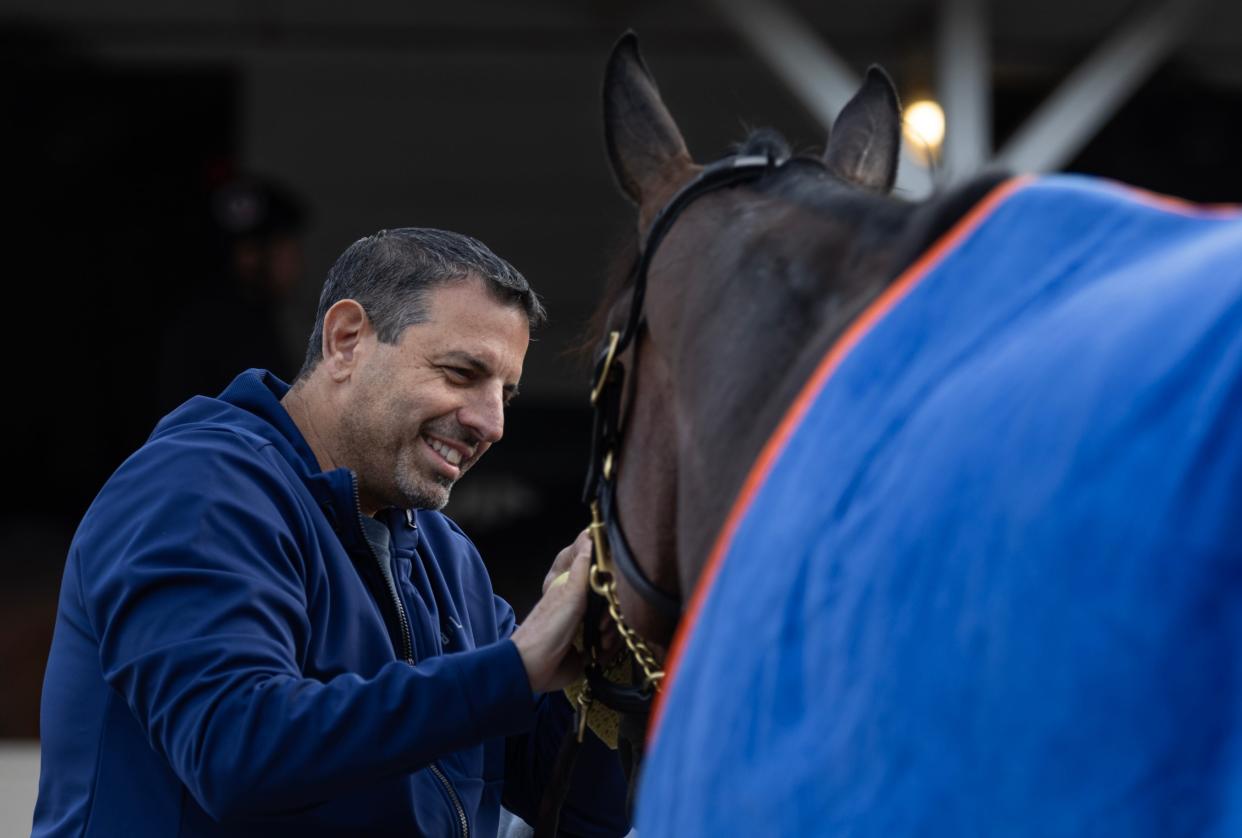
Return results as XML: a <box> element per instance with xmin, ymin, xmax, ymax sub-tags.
<box><xmin>647</xmin><ymin>174</ymin><xmax>1035</xmax><ymax>744</ymax></box>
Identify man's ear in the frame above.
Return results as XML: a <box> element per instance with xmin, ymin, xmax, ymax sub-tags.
<box><xmin>320</xmin><ymin>299</ymin><xmax>371</xmax><ymax>381</ymax></box>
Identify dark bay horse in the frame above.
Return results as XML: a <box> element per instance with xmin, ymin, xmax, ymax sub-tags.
<box><xmin>590</xmin><ymin>33</ymin><xmax>1242</xmax><ymax>837</ymax></box>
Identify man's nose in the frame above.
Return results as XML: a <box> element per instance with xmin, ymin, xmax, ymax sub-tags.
<box><xmin>459</xmin><ymin>388</ymin><xmax>505</xmax><ymax>445</ymax></box>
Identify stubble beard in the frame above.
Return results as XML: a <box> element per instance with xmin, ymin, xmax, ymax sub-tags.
<box><xmin>394</xmin><ymin>440</ymin><xmax>455</xmax><ymax>511</ymax></box>
<box><xmin>340</xmin><ymin>374</ymin><xmax>470</xmax><ymax>511</ymax></box>
<box><xmin>344</xmin><ymin>421</ymin><xmax>459</xmax><ymax>512</ymax></box>
<box><xmin>338</xmin><ymin>395</ymin><xmax>454</xmax><ymax>512</ymax></box>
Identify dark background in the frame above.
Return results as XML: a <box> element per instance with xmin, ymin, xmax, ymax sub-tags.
<box><xmin>4</xmin><ymin>0</ymin><xmax>1242</xmax><ymax>739</ymax></box>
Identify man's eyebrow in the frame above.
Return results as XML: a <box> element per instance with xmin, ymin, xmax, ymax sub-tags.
<box><xmin>442</xmin><ymin>351</ymin><xmax>520</xmax><ymax>395</ymax></box>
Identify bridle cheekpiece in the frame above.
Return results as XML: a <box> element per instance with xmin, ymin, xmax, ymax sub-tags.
<box><xmin>535</xmin><ymin>147</ymin><xmax>815</xmax><ymax>838</ymax></box>
<box><xmin>580</xmin><ymin>148</ymin><xmax>810</xmax><ymax>716</ymax></box>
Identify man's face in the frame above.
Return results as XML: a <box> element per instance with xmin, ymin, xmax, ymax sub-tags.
<box><xmin>341</xmin><ymin>278</ymin><xmax>529</xmax><ymax>512</ymax></box>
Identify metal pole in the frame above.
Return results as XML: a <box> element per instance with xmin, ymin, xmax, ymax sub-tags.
<box><xmin>995</xmin><ymin>0</ymin><xmax>1208</xmax><ymax>173</ymax></box>
<box><xmin>707</xmin><ymin>0</ymin><xmax>935</xmax><ymax>198</ymax></box>
<box><xmin>937</xmin><ymin>0</ymin><xmax>991</xmax><ymax>183</ymax></box>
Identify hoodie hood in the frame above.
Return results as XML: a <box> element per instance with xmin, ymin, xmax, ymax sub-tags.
<box><xmin>151</xmin><ymin>368</ymin><xmax>372</xmax><ymax>552</ymax></box>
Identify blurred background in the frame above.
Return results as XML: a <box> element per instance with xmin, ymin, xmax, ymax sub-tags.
<box><xmin>3</xmin><ymin>0</ymin><xmax>1242</xmax><ymax>827</ymax></box>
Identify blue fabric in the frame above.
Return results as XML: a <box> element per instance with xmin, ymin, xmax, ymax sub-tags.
<box><xmin>35</xmin><ymin>369</ymin><xmax>627</xmax><ymax>837</ymax></box>
<box><xmin>637</xmin><ymin>176</ymin><xmax>1242</xmax><ymax>836</ymax></box>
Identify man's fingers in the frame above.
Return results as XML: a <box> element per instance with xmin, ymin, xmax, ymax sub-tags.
<box><xmin>543</xmin><ymin>544</ymin><xmax>592</xmax><ymax>624</ymax></box>
<box><xmin>543</xmin><ymin>527</ymin><xmax>592</xmax><ymax>593</ymax></box>
<box><xmin>553</xmin><ymin>545</ymin><xmax>591</xmax><ymax>621</ymax></box>
<box><xmin>570</xmin><ymin>540</ymin><xmax>591</xmax><ymax>578</ymax></box>
<box><xmin>512</xmin><ymin>538</ymin><xmax>601</xmax><ymax>693</ymax></box>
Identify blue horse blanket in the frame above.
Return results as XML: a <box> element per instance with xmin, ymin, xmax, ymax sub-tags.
<box><xmin>636</xmin><ymin>175</ymin><xmax>1242</xmax><ymax>837</ymax></box>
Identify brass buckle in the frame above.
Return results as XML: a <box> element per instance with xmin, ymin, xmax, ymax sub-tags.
<box><xmin>589</xmin><ymin>331</ymin><xmax>621</xmax><ymax>406</ymax></box>
<box><xmin>575</xmin><ymin>684</ymin><xmax>593</xmax><ymax>743</ymax></box>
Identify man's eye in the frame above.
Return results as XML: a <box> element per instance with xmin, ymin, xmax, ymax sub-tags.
<box><xmin>444</xmin><ymin>367</ymin><xmax>471</xmax><ymax>382</ymax></box>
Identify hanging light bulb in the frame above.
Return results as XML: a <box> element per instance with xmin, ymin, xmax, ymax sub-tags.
<box><xmin>903</xmin><ymin>99</ymin><xmax>946</xmax><ymax>161</ymax></box>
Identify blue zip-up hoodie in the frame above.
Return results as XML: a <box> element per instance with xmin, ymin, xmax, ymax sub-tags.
<box><xmin>34</xmin><ymin>369</ymin><xmax>627</xmax><ymax>837</ymax></box>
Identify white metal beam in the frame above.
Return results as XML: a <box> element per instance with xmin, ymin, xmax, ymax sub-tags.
<box><xmin>995</xmin><ymin>0</ymin><xmax>1208</xmax><ymax>173</ymax></box>
<box><xmin>707</xmin><ymin>0</ymin><xmax>935</xmax><ymax>198</ymax></box>
<box><xmin>937</xmin><ymin>0</ymin><xmax>991</xmax><ymax>183</ymax></box>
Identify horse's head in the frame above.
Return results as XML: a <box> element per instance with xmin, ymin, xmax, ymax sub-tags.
<box><xmin>591</xmin><ymin>33</ymin><xmax>910</xmax><ymax>647</ymax></box>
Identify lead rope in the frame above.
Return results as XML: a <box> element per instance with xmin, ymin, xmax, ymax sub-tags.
<box><xmin>532</xmin><ymin>686</ymin><xmax>594</xmax><ymax>838</ymax></box>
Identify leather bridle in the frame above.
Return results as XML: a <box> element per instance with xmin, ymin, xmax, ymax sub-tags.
<box><xmin>534</xmin><ymin>148</ymin><xmax>816</xmax><ymax>837</ymax></box>
<box><xmin>581</xmin><ymin>148</ymin><xmax>822</xmax><ymax>709</ymax></box>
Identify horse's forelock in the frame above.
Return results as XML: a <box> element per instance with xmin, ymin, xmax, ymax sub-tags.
<box><xmin>734</xmin><ymin>127</ymin><xmax>792</xmax><ymax>162</ymax></box>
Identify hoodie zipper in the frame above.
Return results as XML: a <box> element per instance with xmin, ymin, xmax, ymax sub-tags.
<box><xmin>352</xmin><ymin>481</ymin><xmax>465</xmax><ymax>835</ymax></box>
<box><xmin>429</xmin><ymin>762</ymin><xmax>469</xmax><ymax>838</ymax></box>
<box><xmin>350</xmin><ymin>479</ymin><xmax>466</xmax><ymax>834</ymax></box>
<box><xmin>352</xmin><ymin>478</ymin><xmax>413</xmax><ymax>663</ymax></box>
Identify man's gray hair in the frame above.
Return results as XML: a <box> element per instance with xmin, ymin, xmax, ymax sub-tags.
<box><xmin>296</xmin><ymin>227</ymin><xmax>546</xmax><ymax>379</ymax></box>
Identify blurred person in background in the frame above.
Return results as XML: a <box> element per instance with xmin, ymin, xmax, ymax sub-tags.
<box><xmin>34</xmin><ymin>228</ymin><xmax>628</xmax><ymax>837</ymax></box>
<box><xmin>1</xmin><ymin>27</ymin><xmax>247</xmax><ymax>745</ymax></box>
<box><xmin>156</xmin><ymin>175</ymin><xmax>307</xmax><ymax>411</ymax></box>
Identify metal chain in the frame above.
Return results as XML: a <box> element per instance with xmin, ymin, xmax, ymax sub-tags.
<box><xmin>589</xmin><ymin>561</ymin><xmax>665</xmax><ymax>691</ymax></box>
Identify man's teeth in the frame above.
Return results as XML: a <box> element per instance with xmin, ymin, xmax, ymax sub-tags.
<box><xmin>427</xmin><ymin>437</ymin><xmax>463</xmax><ymax>466</ymax></box>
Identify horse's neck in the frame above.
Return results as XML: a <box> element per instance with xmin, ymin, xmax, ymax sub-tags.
<box><xmin>673</xmin><ymin>173</ymin><xmax>1009</xmax><ymax>593</ymax></box>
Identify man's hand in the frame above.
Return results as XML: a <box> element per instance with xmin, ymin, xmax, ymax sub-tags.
<box><xmin>511</xmin><ymin>529</ymin><xmax>593</xmax><ymax>694</ymax></box>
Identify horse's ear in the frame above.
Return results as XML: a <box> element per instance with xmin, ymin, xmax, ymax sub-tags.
<box><xmin>603</xmin><ymin>32</ymin><xmax>693</xmax><ymax>205</ymax></box>
<box><xmin>823</xmin><ymin>66</ymin><xmax>902</xmax><ymax>193</ymax></box>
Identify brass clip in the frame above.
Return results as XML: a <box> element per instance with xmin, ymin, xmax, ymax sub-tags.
<box><xmin>588</xmin><ymin>502</ymin><xmax>611</xmax><ymax>571</ymax></box>
<box><xmin>575</xmin><ymin>686</ymin><xmax>592</xmax><ymax>743</ymax></box>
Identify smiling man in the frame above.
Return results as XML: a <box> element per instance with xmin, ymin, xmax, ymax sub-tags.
<box><xmin>283</xmin><ymin>235</ymin><xmax>529</xmax><ymax>517</ymax></box>
<box><xmin>34</xmin><ymin>228</ymin><xmax>628</xmax><ymax>837</ymax></box>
